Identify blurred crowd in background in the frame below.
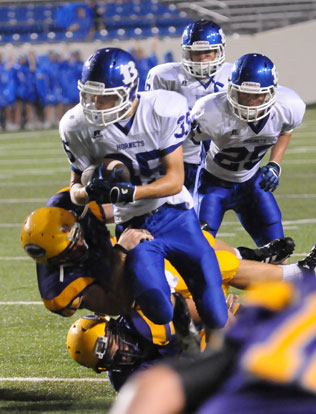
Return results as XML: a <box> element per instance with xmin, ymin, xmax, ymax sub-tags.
<box><xmin>55</xmin><ymin>1</ymin><xmax>108</xmax><ymax>41</ymax></box>
<box><xmin>0</xmin><ymin>46</ymin><xmax>174</xmax><ymax>131</ymax></box>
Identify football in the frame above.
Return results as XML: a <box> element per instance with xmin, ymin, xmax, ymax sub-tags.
<box><xmin>81</xmin><ymin>158</ymin><xmax>131</xmax><ymax>186</ymax></box>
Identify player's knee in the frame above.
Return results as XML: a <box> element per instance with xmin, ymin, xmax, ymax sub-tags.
<box><xmin>136</xmin><ymin>289</ymin><xmax>173</xmax><ymax>325</ymax></box>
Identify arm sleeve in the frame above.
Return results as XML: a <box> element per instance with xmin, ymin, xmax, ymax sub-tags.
<box><xmin>190</xmin><ymin>99</ymin><xmax>214</xmax><ymax>142</ymax></box>
<box><xmin>157</xmin><ymin>92</ymin><xmax>191</xmax><ymax>151</ymax></box>
<box><xmin>59</xmin><ymin>107</ymin><xmax>96</xmax><ymax>171</ymax></box>
<box><xmin>279</xmin><ymin>87</ymin><xmax>306</xmax><ymax>134</ymax></box>
<box><xmin>146</xmin><ymin>69</ymin><xmax>168</xmax><ymax>91</ymax></box>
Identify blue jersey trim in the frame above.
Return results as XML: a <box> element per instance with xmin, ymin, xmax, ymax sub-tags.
<box><xmin>198</xmin><ymin>77</ymin><xmax>224</xmax><ymax>92</ymax></box>
<box><xmin>71</xmin><ymin>165</ymin><xmax>82</xmax><ymax>174</ymax></box>
<box><xmin>248</xmin><ymin>114</ymin><xmax>270</xmax><ymax>134</ymax></box>
<box><xmin>114</xmin><ymin>105</ymin><xmax>138</xmax><ymax>136</ymax></box>
<box><xmin>160</xmin><ymin>141</ymin><xmax>183</xmax><ymax>157</ymax></box>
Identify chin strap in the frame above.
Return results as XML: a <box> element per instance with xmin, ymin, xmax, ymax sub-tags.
<box><xmin>79</xmin><ymin>204</ymin><xmax>89</xmax><ymax>220</ymax></box>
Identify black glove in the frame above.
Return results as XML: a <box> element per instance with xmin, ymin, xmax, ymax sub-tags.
<box><xmin>108</xmin><ymin>168</ymin><xmax>126</xmax><ymax>185</ymax></box>
<box><xmin>260</xmin><ymin>161</ymin><xmax>281</xmax><ymax>192</ymax></box>
<box><xmin>85</xmin><ymin>178</ymin><xmax>111</xmax><ymax>203</ymax></box>
<box><xmin>109</xmin><ymin>183</ymin><xmax>136</xmax><ymax>204</ymax></box>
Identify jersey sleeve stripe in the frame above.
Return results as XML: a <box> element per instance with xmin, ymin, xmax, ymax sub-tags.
<box><xmin>42</xmin><ymin>277</ymin><xmax>95</xmax><ymax>312</ymax></box>
<box><xmin>160</xmin><ymin>142</ymin><xmax>183</xmax><ymax>157</ymax></box>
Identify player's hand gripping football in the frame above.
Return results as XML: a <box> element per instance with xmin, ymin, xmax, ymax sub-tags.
<box><xmin>85</xmin><ymin>178</ymin><xmax>111</xmax><ymax>204</ymax></box>
<box><xmin>260</xmin><ymin>161</ymin><xmax>281</xmax><ymax>192</ymax></box>
<box><xmin>85</xmin><ymin>163</ymin><xmax>133</xmax><ymax>204</ymax></box>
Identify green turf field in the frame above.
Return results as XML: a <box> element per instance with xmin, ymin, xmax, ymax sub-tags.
<box><xmin>1</xmin><ymin>107</ymin><xmax>316</xmax><ymax>413</ymax></box>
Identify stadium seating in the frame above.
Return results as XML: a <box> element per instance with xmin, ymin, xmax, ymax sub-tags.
<box><xmin>1</xmin><ymin>0</ymin><xmax>315</xmax><ymax>44</ymax></box>
<box><xmin>160</xmin><ymin>0</ymin><xmax>316</xmax><ymax>35</ymax></box>
<box><xmin>0</xmin><ymin>1</ymin><xmax>192</xmax><ymax>44</ymax></box>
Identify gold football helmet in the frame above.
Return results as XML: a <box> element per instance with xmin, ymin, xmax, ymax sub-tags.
<box><xmin>67</xmin><ymin>314</ymin><xmax>146</xmax><ymax>374</ymax></box>
<box><xmin>20</xmin><ymin>207</ymin><xmax>86</xmax><ymax>265</ymax></box>
<box><xmin>67</xmin><ymin>315</ymin><xmax>109</xmax><ymax>372</ymax></box>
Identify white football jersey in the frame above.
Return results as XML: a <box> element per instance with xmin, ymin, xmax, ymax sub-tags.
<box><xmin>59</xmin><ymin>90</ymin><xmax>193</xmax><ymax>223</ymax></box>
<box><xmin>146</xmin><ymin>62</ymin><xmax>233</xmax><ymax>164</ymax></box>
<box><xmin>191</xmin><ymin>85</ymin><xmax>306</xmax><ymax>182</ymax></box>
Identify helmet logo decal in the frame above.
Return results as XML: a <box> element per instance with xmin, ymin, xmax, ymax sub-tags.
<box><xmin>219</xmin><ymin>28</ymin><xmax>226</xmax><ymax>44</ymax></box>
<box><xmin>272</xmin><ymin>65</ymin><xmax>278</xmax><ymax>85</ymax></box>
<box><xmin>120</xmin><ymin>61</ymin><xmax>138</xmax><ymax>86</ymax></box>
<box><xmin>241</xmin><ymin>81</ymin><xmax>261</xmax><ymax>91</ymax></box>
<box><xmin>192</xmin><ymin>41</ymin><xmax>209</xmax><ymax>46</ymax></box>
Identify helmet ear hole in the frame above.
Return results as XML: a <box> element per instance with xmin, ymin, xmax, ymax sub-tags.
<box><xmin>24</xmin><ymin>243</ymin><xmax>46</xmax><ymax>259</ymax></box>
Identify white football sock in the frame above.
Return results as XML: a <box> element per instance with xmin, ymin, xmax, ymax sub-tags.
<box><xmin>234</xmin><ymin>248</ymin><xmax>242</xmax><ymax>259</ymax></box>
<box><xmin>282</xmin><ymin>263</ymin><xmax>303</xmax><ymax>281</ymax></box>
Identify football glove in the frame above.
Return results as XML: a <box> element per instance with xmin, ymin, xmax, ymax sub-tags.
<box><xmin>260</xmin><ymin>161</ymin><xmax>281</xmax><ymax>192</ymax></box>
<box><xmin>85</xmin><ymin>178</ymin><xmax>111</xmax><ymax>204</ymax></box>
<box><xmin>109</xmin><ymin>183</ymin><xmax>136</xmax><ymax>204</ymax></box>
<box><xmin>108</xmin><ymin>168</ymin><xmax>126</xmax><ymax>185</ymax></box>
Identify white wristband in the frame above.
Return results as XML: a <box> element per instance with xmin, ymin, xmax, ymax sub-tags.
<box><xmin>70</xmin><ymin>183</ymin><xmax>88</xmax><ymax>206</ymax></box>
<box><xmin>269</xmin><ymin>161</ymin><xmax>281</xmax><ymax>177</ymax></box>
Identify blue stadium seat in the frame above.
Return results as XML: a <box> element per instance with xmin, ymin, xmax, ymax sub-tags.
<box><xmin>0</xmin><ymin>9</ymin><xmax>9</xmax><ymax>22</ymax></box>
<box><xmin>0</xmin><ymin>1</ymin><xmax>191</xmax><ymax>43</ymax></box>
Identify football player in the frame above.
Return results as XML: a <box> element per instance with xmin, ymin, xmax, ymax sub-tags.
<box><xmin>191</xmin><ymin>53</ymin><xmax>306</xmax><ymax>247</ymax></box>
<box><xmin>110</xmin><ymin>277</ymin><xmax>316</xmax><ymax>414</ymax></box>
<box><xmin>66</xmin><ymin>292</ymin><xmax>240</xmax><ymax>392</ymax></box>
<box><xmin>66</xmin><ymin>313</ymin><xmax>179</xmax><ymax>392</ymax></box>
<box><xmin>20</xmin><ymin>187</ymin><xmax>153</xmax><ymax>317</ymax></box>
<box><xmin>146</xmin><ymin>19</ymin><xmax>233</xmax><ymax>193</ymax></box>
<box><xmin>59</xmin><ymin>46</ymin><xmax>229</xmax><ymax>330</ymax></box>
<box><xmin>66</xmin><ymin>289</ymin><xmax>209</xmax><ymax>392</ymax></box>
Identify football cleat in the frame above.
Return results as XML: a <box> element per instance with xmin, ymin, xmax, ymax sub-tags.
<box><xmin>297</xmin><ymin>245</ymin><xmax>316</xmax><ymax>275</ymax></box>
<box><xmin>172</xmin><ymin>292</ymin><xmax>201</xmax><ymax>355</ymax></box>
<box><xmin>238</xmin><ymin>237</ymin><xmax>295</xmax><ymax>265</ymax></box>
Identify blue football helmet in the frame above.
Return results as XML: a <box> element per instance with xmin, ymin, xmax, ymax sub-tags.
<box><xmin>181</xmin><ymin>19</ymin><xmax>226</xmax><ymax>78</ymax></box>
<box><xmin>227</xmin><ymin>53</ymin><xmax>278</xmax><ymax>122</ymax></box>
<box><xmin>78</xmin><ymin>48</ymin><xmax>139</xmax><ymax>127</ymax></box>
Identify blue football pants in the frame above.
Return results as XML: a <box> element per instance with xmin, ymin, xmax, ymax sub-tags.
<box><xmin>198</xmin><ymin>169</ymin><xmax>284</xmax><ymax>247</ymax></box>
<box><xmin>124</xmin><ymin>205</ymin><xmax>227</xmax><ymax>329</ymax></box>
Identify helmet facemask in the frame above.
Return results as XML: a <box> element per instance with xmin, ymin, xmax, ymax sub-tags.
<box><xmin>182</xmin><ymin>42</ymin><xmax>225</xmax><ymax>79</ymax></box>
<box><xmin>95</xmin><ymin>319</ymin><xmax>144</xmax><ymax>373</ymax></box>
<box><xmin>227</xmin><ymin>82</ymin><xmax>276</xmax><ymax>122</ymax></box>
<box><xmin>78</xmin><ymin>79</ymin><xmax>138</xmax><ymax>127</ymax></box>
